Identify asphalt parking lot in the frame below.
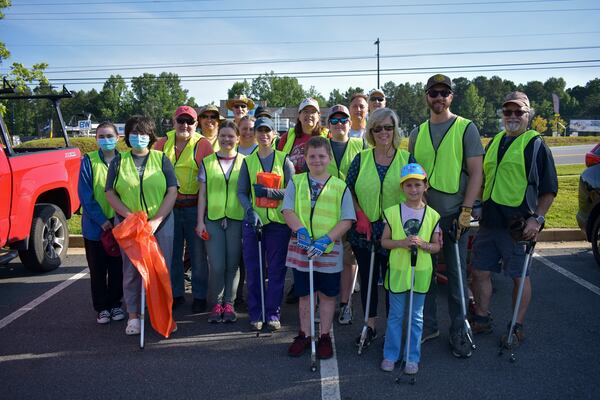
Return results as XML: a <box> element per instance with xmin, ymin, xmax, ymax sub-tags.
<box><xmin>0</xmin><ymin>243</ymin><xmax>598</xmax><ymax>400</ymax></box>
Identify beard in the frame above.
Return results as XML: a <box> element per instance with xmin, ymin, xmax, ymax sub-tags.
<box><xmin>505</xmin><ymin>121</ymin><xmax>525</xmax><ymax>134</ymax></box>
<box><xmin>427</xmin><ymin>98</ymin><xmax>449</xmax><ymax>115</ymax></box>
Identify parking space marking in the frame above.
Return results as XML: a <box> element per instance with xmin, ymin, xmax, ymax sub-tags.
<box><xmin>320</xmin><ymin>327</ymin><xmax>341</xmax><ymax>400</ymax></box>
<box><xmin>0</xmin><ymin>269</ymin><xmax>89</xmax><ymax>330</ymax></box>
<box><xmin>534</xmin><ymin>253</ymin><xmax>600</xmax><ymax>296</ymax></box>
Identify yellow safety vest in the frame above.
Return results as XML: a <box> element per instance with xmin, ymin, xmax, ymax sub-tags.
<box><xmin>113</xmin><ymin>150</ymin><xmax>166</xmax><ymax>219</ymax></box>
<box><xmin>87</xmin><ymin>150</ymin><xmax>116</xmax><ymax>219</ymax></box>
<box><xmin>203</xmin><ymin>152</ymin><xmax>246</xmax><ymax>221</ymax></box>
<box><xmin>281</xmin><ymin>127</ymin><xmax>329</xmax><ymax>155</ymax></box>
<box><xmin>414</xmin><ymin>116</ymin><xmax>472</xmax><ymax>194</ymax></box>
<box><xmin>327</xmin><ymin>137</ymin><xmax>363</xmax><ymax>181</ymax></box>
<box><xmin>383</xmin><ymin>204</ymin><xmax>440</xmax><ymax>294</ymax></box>
<box><xmin>245</xmin><ymin>150</ymin><xmax>288</xmax><ymax>225</ymax></box>
<box><xmin>292</xmin><ymin>173</ymin><xmax>347</xmax><ymax>253</ymax></box>
<box><xmin>483</xmin><ymin>130</ymin><xmax>541</xmax><ymax>207</ymax></box>
<box><xmin>354</xmin><ymin>149</ymin><xmax>411</xmax><ymax>222</ymax></box>
<box><xmin>162</xmin><ymin>130</ymin><xmax>202</xmax><ymax>195</ymax></box>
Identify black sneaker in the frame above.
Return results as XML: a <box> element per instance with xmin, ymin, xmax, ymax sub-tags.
<box><xmin>450</xmin><ymin>331</ymin><xmax>473</xmax><ymax>358</ymax></box>
<box><xmin>355</xmin><ymin>327</ymin><xmax>378</xmax><ymax>348</ymax></box>
<box><xmin>192</xmin><ymin>298</ymin><xmax>207</xmax><ymax>313</ymax></box>
<box><xmin>172</xmin><ymin>296</ymin><xmax>186</xmax><ymax>310</ymax></box>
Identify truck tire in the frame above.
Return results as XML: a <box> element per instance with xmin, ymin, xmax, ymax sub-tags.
<box><xmin>19</xmin><ymin>204</ymin><xmax>69</xmax><ymax>272</ymax></box>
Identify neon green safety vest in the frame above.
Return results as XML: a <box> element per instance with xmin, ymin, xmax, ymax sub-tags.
<box><xmin>354</xmin><ymin>149</ymin><xmax>411</xmax><ymax>222</ymax></box>
<box><xmin>203</xmin><ymin>152</ymin><xmax>246</xmax><ymax>221</ymax></box>
<box><xmin>414</xmin><ymin>116</ymin><xmax>472</xmax><ymax>194</ymax></box>
<box><xmin>245</xmin><ymin>150</ymin><xmax>288</xmax><ymax>225</ymax></box>
<box><xmin>482</xmin><ymin>129</ymin><xmax>540</xmax><ymax>207</ymax></box>
<box><xmin>113</xmin><ymin>150</ymin><xmax>166</xmax><ymax>219</ymax></box>
<box><xmin>87</xmin><ymin>150</ymin><xmax>115</xmax><ymax>219</ymax></box>
<box><xmin>281</xmin><ymin>127</ymin><xmax>329</xmax><ymax>155</ymax></box>
<box><xmin>327</xmin><ymin>137</ymin><xmax>363</xmax><ymax>180</ymax></box>
<box><xmin>383</xmin><ymin>204</ymin><xmax>440</xmax><ymax>294</ymax></box>
<box><xmin>203</xmin><ymin>134</ymin><xmax>220</xmax><ymax>152</ymax></box>
<box><xmin>292</xmin><ymin>173</ymin><xmax>347</xmax><ymax>253</ymax></box>
<box><xmin>162</xmin><ymin>130</ymin><xmax>202</xmax><ymax>195</ymax></box>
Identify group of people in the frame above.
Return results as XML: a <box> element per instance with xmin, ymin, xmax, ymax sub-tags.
<box><xmin>78</xmin><ymin>73</ymin><xmax>558</xmax><ymax>375</ymax></box>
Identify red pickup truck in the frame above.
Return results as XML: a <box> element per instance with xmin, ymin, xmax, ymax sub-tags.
<box><xmin>0</xmin><ymin>84</ymin><xmax>81</xmax><ymax>272</ymax></box>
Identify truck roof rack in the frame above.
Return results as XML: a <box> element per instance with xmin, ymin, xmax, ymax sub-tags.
<box><xmin>0</xmin><ymin>77</ymin><xmax>73</xmax><ymax>100</ymax></box>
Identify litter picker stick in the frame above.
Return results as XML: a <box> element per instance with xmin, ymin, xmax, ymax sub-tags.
<box><xmin>358</xmin><ymin>243</ymin><xmax>376</xmax><ymax>355</ymax></box>
<box><xmin>309</xmin><ymin>257</ymin><xmax>317</xmax><ymax>372</ymax></box>
<box><xmin>140</xmin><ymin>283</ymin><xmax>145</xmax><ymax>349</ymax></box>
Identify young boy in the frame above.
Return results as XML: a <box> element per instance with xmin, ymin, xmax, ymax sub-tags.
<box><xmin>282</xmin><ymin>136</ymin><xmax>356</xmax><ymax>359</ymax></box>
<box><xmin>380</xmin><ymin>163</ymin><xmax>442</xmax><ymax>374</ymax></box>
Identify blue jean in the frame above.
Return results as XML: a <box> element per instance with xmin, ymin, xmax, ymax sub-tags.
<box><xmin>383</xmin><ymin>292</ymin><xmax>426</xmax><ymax>363</ymax></box>
<box><xmin>170</xmin><ymin>206</ymin><xmax>208</xmax><ymax>300</ymax></box>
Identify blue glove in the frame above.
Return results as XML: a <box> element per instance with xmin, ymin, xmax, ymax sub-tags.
<box><xmin>307</xmin><ymin>235</ymin><xmax>332</xmax><ymax>259</ymax></box>
<box><xmin>253</xmin><ymin>184</ymin><xmax>268</xmax><ymax>198</ymax></box>
<box><xmin>295</xmin><ymin>227</ymin><xmax>312</xmax><ymax>250</ymax></box>
<box><xmin>245</xmin><ymin>208</ymin><xmax>262</xmax><ymax>228</ymax></box>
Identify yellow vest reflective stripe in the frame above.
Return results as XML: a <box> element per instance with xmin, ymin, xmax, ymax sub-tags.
<box><xmin>482</xmin><ymin>130</ymin><xmax>540</xmax><ymax>207</ymax></box>
<box><xmin>163</xmin><ymin>130</ymin><xmax>201</xmax><ymax>195</ymax></box>
<box><xmin>245</xmin><ymin>150</ymin><xmax>288</xmax><ymax>225</ymax></box>
<box><xmin>87</xmin><ymin>150</ymin><xmax>115</xmax><ymax>219</ymax></box>
<box><xmin>281</xmin><ymin>127</ymin><xmax>329</xmax><ymax>155</ymax></box>
<box><xmin>327</xmin><ymin>137</ymin><xmax>363</xmax><ymax>180</ymax></box>
<box><xmin>354</xmin><ymin>149</ymin><xmax>411</xmax><ymax>222</ymax></box>
<box><xmin>383</xmin><ymin>204</ymin><xmax>440</xmax><ymax>294</ymax></box>
<box><xmin>203</xmin><ymin>152</ymin><xmax>246</xmax><ymax>221</ymax></box>
<box><xmin>292</xmin><ymin>173</ymin><xmax>346</xmax><ymax>253</ymax></box>
<box><xmin>414</xmin><ymin>116</ymin><xmax>471</xmax><ymax>194</ymax></box>
<box><xmin>114</xmin><ymin>150</ymin><xmax>166</xmax><ymax>219</ymax></box>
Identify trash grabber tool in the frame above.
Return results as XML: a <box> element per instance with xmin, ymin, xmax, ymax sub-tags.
<box><xmin>397</xmin><ymin>245</ymin><xmax>418</xmax><ymax>385</ymax></box>
<box><xmin>451</xmin><ymin>221</ymin><xmax>475</xmax><ymax>352</ymax></box>
<box><xmin>499</xmin><ymin>240</ymin><xmax>536</xmax><ymax>362</ymax></box>
<box><xmin>358</xmin><ymin>243</ymin><xmax>376</xmax><ymax>355</ymax></box>
<box><xmin>140</xmin><ymin>283</ymin><xmax>145</xmax><ymax>349</ymax></box>
<box><xmin>309</xmin><ymin>257</ymin><xmax>317</xmax><ymax>372</ymax></box>
<box><xmin>256</xmin><ymin>222</ymin><xmax>266</xmax><ymax>337</ymax></box>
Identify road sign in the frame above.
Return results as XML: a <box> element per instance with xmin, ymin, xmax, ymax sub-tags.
<box><xmin>78</xmin><ymin>120</ymin><xmax>91</xmax><ymax>130</ymax></box>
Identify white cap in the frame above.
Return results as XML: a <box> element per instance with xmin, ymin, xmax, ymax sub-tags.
<box><xmin>298</xmin><ymin>98</ymin><xmax>320</xmax><ymax>113</ymax></box>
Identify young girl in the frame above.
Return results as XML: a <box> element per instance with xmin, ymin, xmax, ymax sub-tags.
<box><xmin>282</xmin><ymin>136</ymin><xmax>355</xmax><ymax>360</ymax></box>
<box><xmin>380</xmin><ymin>163</ymin><xmax>441</xmax><ymax>374</ymax></box>
<box><xmin>196</xmin><ymin>121</ymin><xmax>245</xmax><ymax>323</ymax></box>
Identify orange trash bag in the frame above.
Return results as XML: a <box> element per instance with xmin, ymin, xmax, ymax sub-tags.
<box><xmin>256</xmin><ymin>172</ymin><xmax>282</xmax><ymax>208</ymax></box>
<box><xmin>112</xmin><ymin>212</ymin><xmax>176</xmax><ymax>338</ymax></box>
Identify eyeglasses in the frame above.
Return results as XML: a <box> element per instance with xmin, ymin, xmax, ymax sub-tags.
<box><xmin>200</xmin><ymin>114</ymin><xmax>219</xmax><ymax>120</ymax></box>
<box><xmin>502</xmin><ymin>109</ymin><xmax>526</xmax><ymax>117</ymax></box>
<box><xmin>233</xmin><ymin>104</ymin><xmax>248</xmax><ymax>109</ymax></box>
<box><xmin>427</xmin><ymin>89</ymin><xmax>452</xmax><ymax>98</ymax></box>
<box><xmin>370</xmin><ymin>96</ymin><xmax>385</xmax><ymax>102</ymax></box>
<box><xmin>371</xmin><ymin>125</ymin><xmax>394</xmax><ymax>133</ymax></box>
<box><xmin>176</xmin><ymin>117</ymin><xmax>195</xmax><ymax>125</ymax></box>
<box><xmin>329</xmin><ymin>117</ymin><xmax>349</xmax><ymax>125</ymax></box>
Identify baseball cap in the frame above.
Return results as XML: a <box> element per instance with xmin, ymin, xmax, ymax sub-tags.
<box><xmin>174</xmin><ymin>105</ymin><xmax>197</xmax><ymax>120</ymax></box>
<box><xmin>298</xmin><ymin>98</ymin><xmax>320</xmax><ymax>113</ymax></box>
<box><xmin>197</xmin><ymin>104</ymin><xmax>225</xmax><ymax>121</ymax></box>
<box><xmin>368</xmin><ymin>89</ymin><xmax>385</xmax><ymax>99</ymax></box>
<box><xmin>502</xmin><ymin>91</ymin><xmax>530</xmax><ymax>109</ymax></box>
<box><xmin>328</xmin><ymin>104</ymin><xmax>350</xmax><ymax>119</ymax></box>
<box><xmin>425</xmin><ymin>74</ymin><xmax>452</xmax><ymax>91</ymax></box>
<box><xmin>254</xmin><ymin>117</ymin><xmax>275</xmax><ymax>131</ymax></box>
<box><xmin>254</xmin><ymin>106</ymin><xmax>272</xmax><ymax>118</ymax></box>
<box><xmin>400</xmin><ymin>163</ymin><xmax>427</xmax><ymax>184</ymax></box>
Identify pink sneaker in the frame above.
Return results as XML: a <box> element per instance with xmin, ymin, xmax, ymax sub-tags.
<box><xmin>208</xmin><ymin>303</ymin><xmax>224</xmax><ymax>323</ymax></box>
<box><xmin>222</xmin><ymin>303</ymin><xmax>237</xmax><ymax>323</ymax></box>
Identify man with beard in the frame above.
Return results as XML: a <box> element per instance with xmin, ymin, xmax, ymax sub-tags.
<box><xmin>408</xmin><ymin>74</ymin><xmax>484</xmax><ymax>358</ymax></box>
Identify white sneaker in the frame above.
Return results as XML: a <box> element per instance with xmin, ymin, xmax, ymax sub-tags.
<box><xmin>404</xmin><ymin>361</ymin><xmax>419</xmax><ymax>375</ymax></box>
<box><xmin>125</xmin><ymin>318</ymin><xmax>141</xmax><ymax>335</ymax></box>
<box><xmin>267</xmin><ymin>320</ymin><xmax>281</xmax><ymax>331</ymax></box>
<box><xmin>110</xmin><ymin>307</ymin><xmax>125</xmax><ymax>321</ymax></box>
<box><xmin>338</xmin><ymin>304</ymin><xmax>353</xmax><ymax>325</ymax></box>
<box><xmin>97</xmin><ymin>310</ymin><xmax>111</xmax><ymax>324</ymax></box>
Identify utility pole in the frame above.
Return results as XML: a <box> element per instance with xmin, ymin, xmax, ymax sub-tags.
<box><xmin>374</xmin><ymin>38</ymin><xmax>380</xmax><ymax>89</ymax></box>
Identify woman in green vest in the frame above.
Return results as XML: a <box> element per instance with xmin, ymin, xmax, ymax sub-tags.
<box><xmin>105</xmin><ymin>115</ymin><xmax>179</xmax><ymax>336</ymax></box>
<box><xmin>78</xmin><ymin>122</ymin><xmax>124</xmax><ymax>325</ymax></box>
<box><xmin>196</xmin><ymin>121</ymin><xmax>246</xmax><ymax>324</ymax></box>
<box><xmin>345</xmin><ymin>108</ymin><xmax>414</xmax><ymax>348</ymax></box>
<box><xmin>380</xmin><ymin>163</ymin><xmax>441</xmax><ymax>374</ymax></box>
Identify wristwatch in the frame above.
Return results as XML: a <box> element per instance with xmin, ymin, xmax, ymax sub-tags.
<box><xmin>531</xmin><ymin>213</ymin><xmax>545</xmax><ymax>226</ymax></box>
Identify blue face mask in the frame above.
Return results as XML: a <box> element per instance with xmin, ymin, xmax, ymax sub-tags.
<box><xmin>129</xmin><ymin>134</ymin><xmax>150</xmax><ymax>150</ymax></box>
<box><xmin>97</xmin><ymin>137</ymin><xmax>117</xmax><ymax>151</ymax></box>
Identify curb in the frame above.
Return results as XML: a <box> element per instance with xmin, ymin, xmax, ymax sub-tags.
<box><xmin>67</xmin><ymin>229</ymin><xmax>587</xmax><ymax>248</ymax></box>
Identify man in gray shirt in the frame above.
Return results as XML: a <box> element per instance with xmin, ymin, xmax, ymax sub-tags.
<box><xmin>408</xmin><ymin>74</ymin><xmax>484</xmax><ymax>358</ymax></box>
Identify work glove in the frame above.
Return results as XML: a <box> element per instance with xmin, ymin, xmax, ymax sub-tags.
<box><xmin>244</xmin><ymin>208</ymin><xmax>262</xmax><ymax>229</ymax></box>
<box><xmin>307</xmin><ymin>235</ymin><xmax>332</xmax><ymax>259</ymax></box>
<box><xmin>253</xmin><ymin>183</ymin><xmax>269</xmax><ymax>198</ymax></box>
<box><xmin>355</xmin><ymin>209</ymin><xmax>372</xmax><ymax>241</ymax></box>
<box><xmin>295</xmin><ymin>227</ymin><xmax>312</xmax><ymax>250</ymax></box>
<box><xmin>458</xmin><ymin>206</ymin><xmax>472</xmax><ymax>229</ymax></box>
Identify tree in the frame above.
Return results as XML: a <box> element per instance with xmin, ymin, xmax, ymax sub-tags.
<box><xmin>0</xmin><ymin>0</ymin><xmax>11</xmax><ymax>61</ymax></box>
<box><xmin>304</xmin><ymin>85</ymin><xmax>326</xmax><ymax>106</ymax></box>
<box><xmin>531</xmin><ymin>115</ymin><xmax>548</xmax><ymax>134</ymax></box>
<box><xmin>550</xmin><ymin>113</ymin><xmax>567</xmax><ymax>136</ymax></box>
<box><xmin>227</xmin><ymin>80</ymin><xmax>251</xmax><ymax>99</ymax></box>
<box><xmin>249</xmin><ymin>72</ymin><xmax>306</xmax><ymax>107</ymax></box>
<box><xmin>327</xmin><ymin>89</ymin><xmax>345</xmax><ymax>106</ymax></box>
<box><xmin>456</xmin><ymin>84</ymin><xmax>485</xmax><ymax>130</ymax></box>
<box><xmin>98</xmin><ymin>75</ymin><xmax>133</xmax><ymax>122</ymax></box>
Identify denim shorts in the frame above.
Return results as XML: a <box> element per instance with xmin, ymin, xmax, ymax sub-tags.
<box><xmin>292</xmin><ymin>269</ymin><xmax>341</xmax><ymax>298</ymax></box>
<box><xmin>471</xmin><ymin>226</ymin><xmax>530</xmax><ymax>278</ymax></box>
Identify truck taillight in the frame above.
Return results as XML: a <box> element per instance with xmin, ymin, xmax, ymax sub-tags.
<box><xmin>585</xmin><ymin>143</ymin><xmax>600</xmax><ymax>167</ymax></box>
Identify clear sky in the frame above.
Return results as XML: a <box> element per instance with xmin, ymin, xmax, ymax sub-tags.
<box><xmin>1</xmin><ymin>0</ymin><xmax>599</xmax><ymax>105</ymax></box>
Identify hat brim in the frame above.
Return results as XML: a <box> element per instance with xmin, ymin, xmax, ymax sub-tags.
<box><xmin>400</xmin><ymin>174</ymin><xmax>427</xmax><ymax>184</ymax></box>
<box><xmin>426</xmin><ymin>82</ymin><xmax>452</xmax><ymax>91</ymax></box>
<box><xmin>226</xmin><ymin>98</ymin><xmax>255</xmax><ymax>110</ymax></box>
<box><xmin>369</xmin><ymin>91</ymin><xmax>385</xmax><ymax>98</ymax></box>
<box><xmin>502</xmin><ymin>100</ymin><xmax>529</xmax><ymax>109</ymax></box>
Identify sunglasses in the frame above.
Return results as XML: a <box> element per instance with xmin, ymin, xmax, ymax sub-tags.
<box><xmin>176</xmin><ymin>117</ymin><xmax>195</xmax><ymax>125</ymax></box>
<box><xmin>427</xmin><ymin>89</ymin><xmax>452</xmax><ymax>98</ymax></box>
<box><xmin>200</xmin><ymin>114</ymin><xmax>219</xmax><ymax>120</ymax></box>
<box><xmin>329</xmin><ymin>117</ymin><xmax>349</xmax><ymax>125</ymax></box>
<box><xmin>502</xmin><ymin>109</ymin><xmax>526</xmax><ymax>117</ymax></box>
<box><xmin>233</xmin><ymin>104</ymin><xmax>248</xmax><ymax>109</ymax></box>
<box><xmin>370</xmin><ymin>96</ymin><xmax>385</xmax><ymax>102</ymax></box>
<box><xmin>372</xmin><ymin>125</ymin><xmax>394</xmax><ymax>133</ymax></box>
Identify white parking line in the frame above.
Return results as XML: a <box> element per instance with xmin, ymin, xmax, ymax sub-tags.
<box><xmin>0</xmin><ymin>269</ymin><xmax>89</xmax><ymax>330</ymax></box>
<box><xmin>534</xmin><ymin>253</ymin><xmax>600</xmax><ymax>296</ymax></box>
<box><xmin>320</xmin><ymin>327</ymin><xmax>341</xmax><ymax>400</ymax></box>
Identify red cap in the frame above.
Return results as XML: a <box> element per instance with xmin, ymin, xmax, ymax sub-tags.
<box><xmin>174</xmin><ymin>105</ymin><xmax>197</xmax><ymax>120</ymax></box>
